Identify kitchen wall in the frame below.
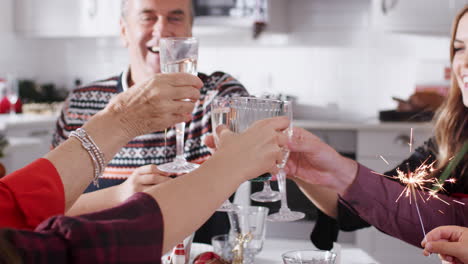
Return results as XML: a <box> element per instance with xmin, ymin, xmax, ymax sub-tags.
<box><xmin>0</xmin><ymin>0</ymin><xmax>450</xmax><ymax>119</ymax></box>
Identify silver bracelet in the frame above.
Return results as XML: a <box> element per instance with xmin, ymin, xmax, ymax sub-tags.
<box><xmin>69</xmin><ymin>128</ymin><xmax>105</xmax><ymax>187</ymax></box>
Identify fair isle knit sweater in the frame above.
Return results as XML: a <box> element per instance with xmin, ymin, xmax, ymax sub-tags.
<box><xmin>52</xmin><ymin>71</ymin><xmax>248</xmax><ymax>179</ymax></box>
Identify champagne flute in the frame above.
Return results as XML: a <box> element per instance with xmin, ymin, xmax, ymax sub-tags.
<box><xmin>158</xmin><ymin>37</ymin><xmax>200</xmax><ymax>174</ymax></box>
<box><xmin>267</xmin><ymin>101</ymin><xmax>305</xmax><ymax>222</ymax></box>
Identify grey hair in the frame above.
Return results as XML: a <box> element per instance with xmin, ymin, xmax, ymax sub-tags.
<box><xmin>120</xmin><ymin>0</ymin><xmax>195</xmax><ymax>22</ymax></box>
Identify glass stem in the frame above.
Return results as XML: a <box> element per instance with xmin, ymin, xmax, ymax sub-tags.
<box><xmin>175</xmin><ymin>122</ymin><xmax>186</xmax><ymax>161</ymax></box>
<box><xmin>277</xmin><ymin>169</ymin><xmax>290</xmax><ymax>212</ymax></box>
<box><xmin>263</xmin><ymin>181</ymin><xmax>273</xmax><ymax>192</ymax></box>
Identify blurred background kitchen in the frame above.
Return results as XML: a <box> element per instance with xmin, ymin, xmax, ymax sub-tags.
<box><xmin>0</xmin><ymin>0</ymin><xmax>465</xmax><ymax>263</ymax></box>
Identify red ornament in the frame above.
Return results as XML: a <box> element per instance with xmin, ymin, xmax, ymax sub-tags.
<box><xmin>0</xmin><ymin>97</ymin><xmax>10</xmax><ymax>114</ymax></box>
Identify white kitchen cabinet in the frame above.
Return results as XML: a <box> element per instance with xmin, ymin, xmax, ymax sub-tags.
<box><xmin>372</xmin><ymin>0</ymin><xmax>468</xmax><ymax>36</ymax></box>
<box><xmin>356</xmin><ymin>124</ymin><xmax>436</xmax><ymax>264</ymax></box>
<box><xmin>289</xmin><ymin>0</ymin><xmax>371</xmax><ymax>32</ymax></box>
<box><xmin>357</xmin><ymin>125</ymin><xmax>433</xmax><ymax>172</ymax></box>
<box><xmin>14</xmin><ymin>0</ymin><xmax>120</xmax><ymax>37</ymax></box>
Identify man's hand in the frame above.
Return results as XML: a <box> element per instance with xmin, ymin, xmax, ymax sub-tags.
<box><xmin>286</xmin><ymin>127</ymin><xmax>358</xmax><ymax>195</ymax></box>
<box><xmin>117</xmin><ymin>165</ymin><xmax>172</xmax><ymax>202</ymax></box>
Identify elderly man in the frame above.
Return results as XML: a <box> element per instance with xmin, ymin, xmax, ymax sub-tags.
<box><xmin>52</xmin><ymin>0</ymin><xmax>248</xmax><ymax>243</ymax></box>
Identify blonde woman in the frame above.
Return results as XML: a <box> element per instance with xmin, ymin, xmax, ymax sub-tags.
<box><xmin>285</xmin><ymin>5</ymin><xmax>468</xmax><ymax>250</ymax></box>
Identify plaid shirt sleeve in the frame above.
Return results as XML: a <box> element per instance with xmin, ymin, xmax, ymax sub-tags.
<box><xmin>10</xmin><ymin>192</ymin><xmax>164</xmax><ymax>264</ymax></box>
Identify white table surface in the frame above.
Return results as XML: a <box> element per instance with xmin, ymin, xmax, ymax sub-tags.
<box><xmin>255</xmin><ymin>239</ymin><xmax>379</xmax><ymax>264</ymax></box>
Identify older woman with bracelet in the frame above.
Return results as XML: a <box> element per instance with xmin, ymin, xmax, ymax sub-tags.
<box><xmin>0</xmin><ymin>72</ymin><xmax>203</xmax><ymax>230</ymax></box>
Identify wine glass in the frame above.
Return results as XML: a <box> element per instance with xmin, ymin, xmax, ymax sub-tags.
<box><xmin>250</xmin><ymin>94</ymin><xmax>282</xmax><ymax>203</ymax></box>
<box><xmin>282</xmin><ymin>250</ymin><xmax>337</xmax><ymax>264</ymax></box>
<box><xmin>211</xmin><ymin>97</ymin><xmax>240</xmax><ymax>212</ymax></box>
<box><xmin>158</xmin><ymin>37</ymin><xmax>200</xmax><ymax>174</ymax></box>
<box><xmin>227</xmin><ymin>206</ymin><xmax>269</xmax><ymax>264</ymax></box>
<box><xmin>210</xmin><ymin>96</ymin><xmax>283</xmax><ymax>211</ymax></box>
<box><xmin>267</xmin><ymin>100</ymin><xmax>305</xmax><ymax>222</ymax></box>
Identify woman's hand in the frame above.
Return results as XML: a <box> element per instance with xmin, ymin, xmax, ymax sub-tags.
<box><xmin>213</xmin><ymin>116</ymin><xmax>290</xmax><ymax>181</ymax></box>
<box><xmin>117</xmin><ymin>165</ymin><xmax>171</xmax><ymax>203</ymax></box>
<box><xmin>105</xmin><ymin>73</ymin><xmax>203</xmax><ymax>140</ymax></box>
<box><xmin>422</xmin><ymin>225</ymin><xmax>468</xmax><ymax>264</ymax></box>
<box><xmin>285</xmin><ymin>127</ymin><xmax>358</xmax><ymax>195</ymax></box>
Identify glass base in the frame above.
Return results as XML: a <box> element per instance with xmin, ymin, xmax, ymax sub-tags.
<box><xmin>267</xmin><ymin>209</ymin><xmax>305</xmax><ymax>222</ymax></box>
<box><xmin>216</xmin><ymin>200</ymin><xmax>239</xmax><ymax>212</ymax></box>
<box><xmin>250</xmin><ymin>190</ymin><xmax>281</xmax><ymax>203</ymax></box>
<box><xmin>158</xmin><ymin>160</ymin><xmax>200</xmax><ymax>174</ymax></box>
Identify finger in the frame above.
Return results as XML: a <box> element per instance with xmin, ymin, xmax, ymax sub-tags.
<box><xmin>288</xmin><ymin>127</ymin><xmax>322</xmax><ymax>152</ymax></box>
<box><xmin>440</xmin><ymin>254</ymin><xmax>454</xmax><ymax>263</ymax></box>
<box><xmin>138</xmin><ymin>174</ymin><xmax>172</xmax><ymax>185</ymax></box>
<box><xmin>171</xmin><ymin>113</ymin><xmax>193</xmax><ymax>124</ymax></box>
<box><xmin>170</xmin><ymin>86</ymin><xmax>201</xmax><ymax>102</ymax></box>
<box><xmin>170</xmin><ymin>100</ymin><xmax>197</xmax><ymax>115</ymax></box>
<box><xmin>161</xmin><ymin>73</ymin><xmax>204</xmax><ymax>89</ymax></box>
<box><xmin>216</xmin><ymin>125</ymin><xmax>232</xmax><ymax>139</ymax></box>
<box><xmin>135</xmin><ymin>164</ymin><xmax>169</xmax><ymax>176</ymax></box>
<box><xmin>256</xmin><ymin>116</ymin><xmax>290</xmax><ymax>131</ymax></box>
<box><xmin>425</xmin><ymin>241</ymin><xmax>462</xmax><ymax>257</ymax></box>
<box><xmin>204</xmin><ymin>134</ymin><xmax>216</xmax><ymax>149</ymax></box>
<box><xmin>277</xmin><ymin>132</ymin><xmax>289</xmax><ymax>148</ymax></box>
<box><xmin>424</xmin><ymin>226</ymin><xmax>463</xmax><ymax>245</ymax></box>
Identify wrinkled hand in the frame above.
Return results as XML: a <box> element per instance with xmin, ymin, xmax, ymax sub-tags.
<box><xmin>285</xmin><ymin>127</ymin><xmax>358</xmax><ymax>195</ymax></box>
<box><xmin>117</xmin><ymin>164</ymin><xmax>172</xmax><ymax>202</ymax></box>
<box><xmin>213</xmin><ymin>117</ymin><xmax>290</xmax><ymax>181</ymax></box>
<box><xmin>422</xmin><ymin>225</ymin><xmax>468</xmax><ymax>264</ymax></box>
<box><xmin>106</xmin><ymin>73</ymin><xmax>203</xmax><ymax>139</ymax></box>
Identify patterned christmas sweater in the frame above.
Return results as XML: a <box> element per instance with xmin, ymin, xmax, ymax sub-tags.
<box><xmin>52</xmin><ymin>71</ymin><xmax>248</xmax><ymax>179</ymax></box>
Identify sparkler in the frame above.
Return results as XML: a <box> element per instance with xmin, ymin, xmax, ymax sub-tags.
<box><xmin>373</xmin><ymin>131</ymin><xmax>467</xmax><ymax>237</ymax></box>
<box><xmin>372</xmin><ymin>158</ymin><xmax>440</xmax><ymax>236</ymax></box>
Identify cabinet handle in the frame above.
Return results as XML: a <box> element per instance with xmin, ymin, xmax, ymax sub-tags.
<box><xmin>87</xmin><ymin>0</ymin><xmax>97</xmax><ymax>18</ymax></box>
<box><xmin>382</xmin><ymin>0</ymin><xmax>398</xmax><ymax>15</ymax></box>
<box><xmin>393</xmin><ymin>134</ymin><xmax>410</xmax><ymax>147</ymax></box>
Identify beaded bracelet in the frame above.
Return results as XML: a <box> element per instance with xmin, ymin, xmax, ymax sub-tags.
<box><xmin>69</xmin><ymin>128</ymin><xmax>105</xmax><ymax>187</ymax></box>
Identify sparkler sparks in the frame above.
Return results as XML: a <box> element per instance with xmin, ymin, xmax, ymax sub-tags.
<box><xmin>372</xmin><ymin>158</ymin><xmax>458</xmax><ymax>236</ymax></box>
<box><xmin>374</xmin><ymin>134</ymin><xmax>467</xmax><ymax>237</ymax></box>
<box><xmin>379</xmin><ymin>155</ymin><xmax>389</xmax><ymax>165</ymax></box>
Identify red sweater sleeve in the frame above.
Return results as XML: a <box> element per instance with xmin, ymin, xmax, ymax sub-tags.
<box><xmin>0</xmin><ymin>158</ymin><xmax>64</xmax><ymax>230</ymax></box>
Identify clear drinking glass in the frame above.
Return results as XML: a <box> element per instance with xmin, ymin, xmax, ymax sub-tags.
<box><xmin>282</xmin><ymin>250</ymin><xmax>337</xmax><ymax>264</ymax></box>
<box><xmin>210</xmin><ymin>96</ymin><xmax>284</xmax><ymax>210</ymax></box>
<box><xmin>158</xmin><ymin>37</ymin><xmax>200</xmax><ymax>174</ymax></box>
<box><xmin>267</xmin><ymin>101</ymin><xmax>305</xmax><ymax>222</ymax></box>
<box><xmin>228</xmin><ymin>206</ymin><xmax>269</xmax><ymax>264</ymax></box>
<box><xmin>211</xmin><ymin>234</ymin><xmax>234</xmax><ymax>261</ymax></box>
<box><xmin>211</xmin><ymin>97</ymin><xmax>240</xmax><ymax>212</ymax></box>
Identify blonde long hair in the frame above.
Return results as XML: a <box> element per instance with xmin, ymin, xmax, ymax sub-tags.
<box><xmin>434</xmin><ymin>5</ymin><xmax>468</xmax><ymax>186</ymax></box>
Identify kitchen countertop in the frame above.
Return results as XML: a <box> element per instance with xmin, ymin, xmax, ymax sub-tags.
<box><xmin>0</xmin><ymin>114</ymin><xmax>57</xmax><ymax>131</ymax></box>
<box><xmin>294</xmin><ymin>119</ymin><xmax>433</xmax><ymax>131</ymax></box>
